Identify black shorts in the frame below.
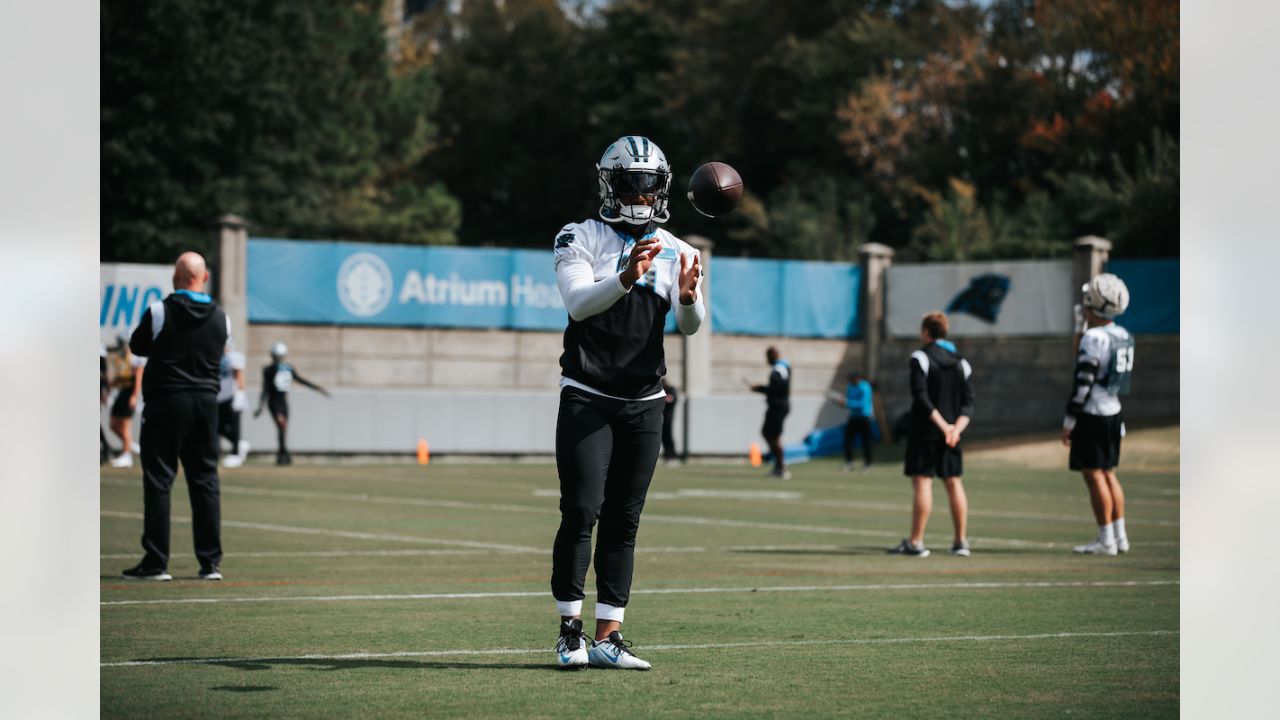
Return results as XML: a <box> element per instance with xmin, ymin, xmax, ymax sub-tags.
<box><xmin>109</xmin><ymin>389</ymin><xmax>136</xmax><ymax>419</ymax></box>
<box><xmin>267</xmin><ymin>395</ymin><xmax>289</xmax><ymax>419</ymax></box>
<box><xmin>903</xmin><ymin>433</ymin><xmax>963</xmax><ymax>478</ymax></box>
<box><xmin>762</xmin><ymin>405</ymin><xmax>789</xmax><ymax>438</ymax></box>
<box><xmin>1069</xmin><ymin>413</ymin><xmax>1123</xmax><ymax>470</ymax></box>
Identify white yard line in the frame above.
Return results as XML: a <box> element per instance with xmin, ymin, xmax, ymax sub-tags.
<box><xmin>100</xmin><ymin>579</ymin><xmax>1178</xmax><ymax>607</ymax></box>
<box><xmin>101</xmin><ymin>629</ymin><xmax>1178</xmax><ymax>668</ymax></box>
<box><xmin>100</xmin><ymin>546</ymin><xmax>708</xmax><ymax>560</ymax></box>
<box><xmin>99</xmin><ymin>511</ymin><xmax>540</xmax><ymax>553</ymax></box>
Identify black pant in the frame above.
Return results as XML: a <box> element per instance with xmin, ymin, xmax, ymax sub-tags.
<box><xmin>551</xmin><ymin>387</ymin><xmax>664</xmax><ymax>609</ymax></box>
<box><xmin>217</xmin><ymin>400</ymin><xmax>240</xmax><ymax>449</ymax></box>
<box><xmin>661</xmin><ymin>400</ymin><xmax>678</xmax><ymax>461</ymax></box>
<box><xmin>139</xmin><ymin>393</ymin><xmax>222</xmax><ymax>570</ymax></box>
<box><xmin>844</xmin><ymin>415</ymin><xmax>873</xmax><ymax>465</ymax></box>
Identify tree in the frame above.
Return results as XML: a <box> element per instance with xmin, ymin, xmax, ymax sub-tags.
<box><xmin>102</xmin><ymin>0</ymin><xmax>459</xmax><ymax>263</ymax></box>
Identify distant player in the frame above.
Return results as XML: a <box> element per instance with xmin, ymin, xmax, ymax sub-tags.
<box><xmin>254</xmin><ymin>342</ymin><xmax>329</xmax><ymax>465</ymax></box>
<box><xmin>1062</xmin><ymin>273</ymin><xmax>1133</xmax><ymax>555</ymax></box>
<box><xmin>217</xmin><ymin>343</ymin><xmax>250</xmax><ymax>467</ymax></box>
<box><xmin>837</xmin><ymin>370</ymin><xmax>875</xmax><ymax>472</ymax></box>
<box><xmin>107</xmin><ymin>332</ymin><xmax>145</xmax><ymax>467</ymax></box>
<box><xmin>550</xmin><ymin>135</ymin><xmax>704</xmax><ymax>671</ymax></box>
<box><xmin>747</xmin><ymin>346</ymin><xmax>791</xmax><ymax>479</ymax></box>
<box><xmin>890</xmin><ymin>311</ymin><xmax>974</xmax><ymax>558</ymax></box>
<box><xmin>661</xmin><ymin>379</ymin><xmax>680</xmax><ymax>466</ymax></box>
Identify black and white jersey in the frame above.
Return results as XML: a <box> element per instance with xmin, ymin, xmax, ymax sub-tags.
<box><xmin>216</xmin><ymin>350</ymin><xmax>246</xmax><ymax>403</ymax></box>
<box><xmin>908</xmin><ymin>340</ymin><xmax>975</xmax><ymax>436</ymax></box>
<box><xmin>554</xmin><ymin>219</ymin><xmax>705</xmax><ymax>400</ymax></box>
<box><xmin>755</xmin><ymin>360</ymin><xmax>791</xmax><ymax>408</ymax></box>
<box><xmin>1063</xmin><ymin>323</ymin><xmax>1133</xmax><ymax>428</ymax></box>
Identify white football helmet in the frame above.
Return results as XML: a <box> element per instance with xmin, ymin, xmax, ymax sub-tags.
<box><xmin>597</xmin><ymin>136</ymin><xmax>672</xmax><ymax>225</ymax></box>
<box><xmin>1081</xmin><ymin>273</ymin><xmax>1130</xmax><ymax>319</ymax></box>
<box><xmin>271</xmin><ymin>342</ymin><xmax>288</xmax><ymax>360</ymax></box>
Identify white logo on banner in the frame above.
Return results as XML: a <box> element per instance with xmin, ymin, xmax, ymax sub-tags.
<box><xmin>337</xmin><ymin>252</ymin><xmax>393</xmax><ymax>317</ymax></box>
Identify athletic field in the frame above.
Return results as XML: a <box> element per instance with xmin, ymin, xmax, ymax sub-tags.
<box><xmin>100</xmin><ymin>428</ymin><xmax>1179</xmax><ymax>718</ymax></box>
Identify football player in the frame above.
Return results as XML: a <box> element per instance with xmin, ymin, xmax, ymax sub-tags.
<box><xmin>254</xmin><ymin>342</ymin><xmax>329</xmax><ymax>465</ymax></box>
<box><xmin>216</xmin><ymin>342</ymin><xmax>250</xmax><ymax>467</ymax></box>
<box><xmin>550</xmin><ymin>136</ymin><xmax>704</xmax><ymax>671</ymax></box>
<box><xmin>107</xmin><ymin>332</ymin><xmax>145</xmax><ymax>467</ymax></box>
<box><xmin>1062</xmin><ymin>274</ymin><xmax>1134</xmax><ymax>555</ymax></box>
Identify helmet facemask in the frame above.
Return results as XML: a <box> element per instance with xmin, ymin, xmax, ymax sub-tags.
<box><xmin>596</xmin><ymin>136</ymin><xmax>672</xmax><ymax>225</ymax></box>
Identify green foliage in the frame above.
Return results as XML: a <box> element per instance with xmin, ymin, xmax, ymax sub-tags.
<box><xmin>102</xmin><ymin>0</ymin><xmax>458</xmax><ymax>263</ymax></box>
<box><xmin>102</xmin><ymin>0</ymin><xmax>1178</xmax><ymax>263</ymax></box>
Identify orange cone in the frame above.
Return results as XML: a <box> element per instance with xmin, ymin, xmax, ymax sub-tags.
<box><xmin>417</xmin><ymin>439</ymin><xmax>430</xmax><ymax>465</ymax></box>
<box><xmin>748</xmin><ymin>442</ymin><xmax>763</xmax><ymax>468</ymax></box>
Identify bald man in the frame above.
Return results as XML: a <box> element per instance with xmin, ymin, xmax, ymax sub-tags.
<box><xmin>122</xmin><ymin>252</ymin><xmax>229</xmax><ymax>581</ymax></box>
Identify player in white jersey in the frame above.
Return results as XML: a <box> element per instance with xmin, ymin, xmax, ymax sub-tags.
<box><xmin>550</xmin><ymin>136</ymin><xmax>705</xmax><ymax>671</ymax></box>
<box><xmin>1062</xmin><ymin>273</ymin><xmax>1134</xmax><ymax>555</ymax></box>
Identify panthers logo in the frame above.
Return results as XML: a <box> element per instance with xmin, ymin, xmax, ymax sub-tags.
<box><xmin>555</xmin><ymin>232</ymin><xmax>575</xmax><ymax>248</ymax></box>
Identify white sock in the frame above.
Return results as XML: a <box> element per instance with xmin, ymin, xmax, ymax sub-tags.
<box><xmin>1114</xmin><ymin>518</ymin><xmax>1127</xmax><ymax>540</ymax></box>
<box><xmin>1099</xmin><ymin>523</ymin><xmax>1115</xmax><ymax>545</ymax></box>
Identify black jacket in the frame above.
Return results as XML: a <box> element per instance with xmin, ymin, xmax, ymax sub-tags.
<box><xmin>130</xmin><ymin>291</ymin><xmax>228</xmax><ymax>397</ymax></box>
<box><xmin>908</xmin><ymin>341</ymin><xmax>975</xmax><ymax>437</ymax></box>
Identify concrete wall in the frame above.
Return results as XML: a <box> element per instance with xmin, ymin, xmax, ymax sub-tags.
<box><xmin>233</xmin><ymin>323</ymin><xmax>1177</xmax><ymax>456</ymax></box>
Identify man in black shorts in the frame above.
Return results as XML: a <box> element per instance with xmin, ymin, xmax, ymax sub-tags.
<box><xmin>749</xmin><ymin>346</ymin><xmax>792</xmax><ymax>479</ymax></box>
<box><xmin>254</xmin><ymin>342</ymin><xmax>329</xmax><ymax>465</ymax></box>
<box><xmin>550</xmin><ymin>135</ymin><xmax>704</xmax><ymax>671</ymax></box>
<box><xmin>106</xmin><ymin>332</ymin><xmax>145</xmax><ymax>468</ymax></box>
<box><xmin>1063</xmin><ymin>273</ymin><xmax>1134</xmax><ymax>555</ymax></box>
<box><xmin>890</xmin><ymin>311</ymin><xmax>974</xmax><ymax>558</ymax></box>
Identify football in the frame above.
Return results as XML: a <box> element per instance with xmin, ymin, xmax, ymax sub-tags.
<box><xmin>687</xmin><ymin>161</ymin><xmax>743</xmax><ymax>217</ymax></box>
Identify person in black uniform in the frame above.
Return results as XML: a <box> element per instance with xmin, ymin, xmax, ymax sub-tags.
<box><xmin>660</xmin><ymin>379</ymin><xmax>680</xmax><ymax>465</ymax></box>
<box><xmin>550</xmin><ymin>135</ymin><xmax>704</xmax><ymax>671</ymax></box>
<box><xmin>889</xmin><ymin>311</ymin><xmax>975</xmax><ymax>558</ymax></box>
<box><xmin>747</xmin><ymin>347</ymin><xmax>792</xmax><ymax>479</ymax></box>
<box><xmin>254</xmin><ymin>342</ymin><xmax>329</xmax><ymax>465</ymax></box>
<box><xmin>121</xmin><ymin>252</ymin><xmax>228</xmax><ymax>581</ymax></box>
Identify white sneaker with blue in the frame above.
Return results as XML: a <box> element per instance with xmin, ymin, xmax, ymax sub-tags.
<box><xmin>588</xmin><ymin>631</ymin><xmax>652</xmax><ymax>671</ymax></box>
<box><xmin>555</xmin><ymin>619</ymin><xmax>588</xmax><ymax>670</ymax></box>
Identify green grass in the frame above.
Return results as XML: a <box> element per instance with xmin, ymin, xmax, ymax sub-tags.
<box><xmin>101</xmin><ymin>431</ymin><xmax>1179</xmax><ymax>718</ymax></box>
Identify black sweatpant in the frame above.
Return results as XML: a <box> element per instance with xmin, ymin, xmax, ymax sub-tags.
<box><xmin>217</xmin><ymin>400</ymin><xmax>240</xmax><ymax>450</ymax></box>
<box><xmin>551</xmin><ymin>387</ymin><xmax>664</xmax><ymax>610</ymax></box>
<box><xmin>843</xmin><ymin>415</ymin><xmax>873</xmax><ymax>465</ymax></box>
<box><xmin>139</xmin><ymin>393</ymin><xmax>222</xmax><ymax>570</ymax></box>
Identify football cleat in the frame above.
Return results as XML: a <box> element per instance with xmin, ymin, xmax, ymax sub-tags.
<box><xmin>887</xmin><ymin>539</ymin><xmax>930</xmax><ymax>557</ymax></box>
<box><xmin>949</xmin><ymin>540</ymin><xmax>971</xmax><ymax>557</ymax></box>
<box><xmin>555</xmin><ymin>619</ymin><xmax>588</xmax><ymax>670</ymax></box>
<box><xmin>1072</xmin><ymin>539</ymin><xmax>1118</xmax><ymax>556</ymax></box>
<box><xmin>588</xmin><ymin>631</ymin><xmax>651</xmax><ymax>671</ymax></box>
<box><xmin>121</xmin><ymin>563</ymin><xmax>171</xmax><ymax>581</ymax></box>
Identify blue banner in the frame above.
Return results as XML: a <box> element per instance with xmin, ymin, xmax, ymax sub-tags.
<box><xmin>249</xmin><ymin>238</ymin><xmax>578</xmax><ymax>331</ymax></box>
<box><xmin>249</xmin><ymin>238</ymin><xmax>862</xmax><ymax>337</ymax></box>
<box><xmin>710</xmin><ymin>257</ymin><xmax>861</xmax><ymax>338</ymax></box>
<box><xmin>1106</xmin><ymin>259</ymin><xmax>1179</xmax><ymax>334</ymax></box>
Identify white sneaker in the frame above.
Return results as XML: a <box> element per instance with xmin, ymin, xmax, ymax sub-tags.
<box><xmin>222</xmin><ymin>454</ymin><xmax>244</xmax><ymax>468</ymax></box>
<box><xmin>555</xmin><ymin>619</ymin><xmax>588</xmax><ymax>670</ymax></box>
<box><xmin>110</xmin><ymin>453</ymin><xmax>134</xmax><ymax>468</ymax></box>
<box><xmin>1116</xmin><ymin>536</ymin><xmax>1130</xmax><ymax>553</ymax></box>
<box><xmin>588</xmin><ymin>631</ymin><xmax>652</xmax><ymax>671</ymax></box>
<box><xmin>236</xmin><ymin>439</ymin><xmax>251</xmax><ymax>457</ymax></box>
<box><xmin>130</xmin><ymin>442</ymin><xmax>141</xmax><ymax>455</ymax></box>
<box><xmin>1073</xmin><ymin>539</ymin><xmax>1118</xmax><ymax>556</ymax></box>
